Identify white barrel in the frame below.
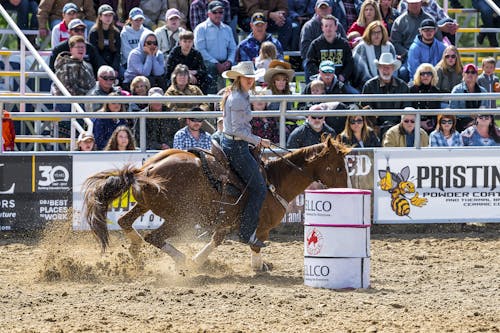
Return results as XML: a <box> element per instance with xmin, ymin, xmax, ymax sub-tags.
<box><xmin>304</xmin><ymin>188</ymin><xmax>371</xmax><ymax>289</ymax></box>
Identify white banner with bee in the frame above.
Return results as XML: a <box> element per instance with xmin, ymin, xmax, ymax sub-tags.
<box><xmin>374</xmin><ymin>148</ymin><xmax>500</xmax><ymax>223</ymax></box>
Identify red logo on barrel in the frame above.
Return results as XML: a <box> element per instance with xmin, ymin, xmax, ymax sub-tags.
<box><xmin>306</xmin><ymin>228</ymin><xmax>324</xmax><ymax>255</ymax></box>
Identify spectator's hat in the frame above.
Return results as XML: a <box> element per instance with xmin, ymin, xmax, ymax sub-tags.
<box><xmin>222</xmin><ymin>61</ymin><xmax>263</xmax><ymax>79</ymax></box>
<box><xmin>463</xmin><ymin>63</ymin><xmax>478</xmax><ymax>73</ymax></box>
<box><xmin>251</xmin><ymin>12</ymin><xmax>267</xmax><ymax>25</ymax></box>
<box><xmin>129</xmin><ymin>7</ymin><xmax>145</xmax><ymax>20</ymax></box>
<box><xmin>208</xmin><ymin>1</ymin><xmax>224</xmax><ymax>12</ymax></box>
<box><xmin>374</xmin><ymin>53</ymin><xmax>401</xmax><ymax>71</ymax></box>
<box><xmin>165</xmin><ymin>8</ymin><xmax>181</xmax><ymax>20</ymax></box>
<box><xmin>98</xmin><ymin>4</ymin><xmax>114</xmax><ymax>16</ymax></box>
<box><xmin>264</xmin><ymin>60</ymin><xmax>295</xmax><ymax>84</ymax></box>
<box><xmin>420</xmin><ymin>18</ymin><xmax>437</xmax><ymax>29</ymax></box>
<box><xmin>77</xmin><ymin>132</ymin><xmax>95</xmax><ymax>143</ymax></box>
<box><xmin>315</xmin><ymin>0</ymin><xmax>331</xmax><ymax>8</ymax></box>
<box><xmin>406</xmin><ymin>0</ymin><xmax>422</xmax><ymax>3</ymax></box>
<box><xmin>68</xmin><ymin>18</ymin><xmax>86</xmax><ymax>30</ymax></box>
<box><xmin>319</xmin><ymin>60</ymin><xmax>335</xmax><ymax>73</ymax></box>
<box><xmin>63</xmin><ymin>3</ymin><xmax>78</xmax><ymax>14</ymax></box>
<box><xmin>148</xmin><ymin>87</ymin><xmax>164</xmax><ymax>96</ymax></box>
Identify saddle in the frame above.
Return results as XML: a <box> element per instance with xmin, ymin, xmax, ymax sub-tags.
<box><xmin>188</xmin><ymin>140</ymin><xmax>267</xmax><ymax>198</ymax></box>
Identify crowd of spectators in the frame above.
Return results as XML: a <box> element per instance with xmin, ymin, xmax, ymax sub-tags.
<box><xmin>2</xmin><ymin>0</ymin><xmax>500</xmax><ymax>152</ymax></box>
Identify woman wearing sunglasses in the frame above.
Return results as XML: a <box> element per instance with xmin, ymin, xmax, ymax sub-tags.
<box><xmin>409</xmin><ymin>63</ymin><xmax>441</xmax><ymax>133</ymax></box>
<box><xmin>461</xmin><ymin>114</ymin><xmax>500</xmax><ymax>146</ymax></box>
<box><xmin>338</xmin><ymin>115</ymin><xmax>380</xmax><ymax>148</ymax></box>
<box><xmin>429</xmin><ymin>114</ymin><xmax>463</xmax><ymax>147</ymax></box>
<box><xmin>435</xmin><ymin>45</ymin><xmax>463</xmax><ymax>94</ymax></box>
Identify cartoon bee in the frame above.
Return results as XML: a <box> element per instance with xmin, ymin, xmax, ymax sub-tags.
<box><xmin>378</xmin><ymin>165</ymin><xmax>427</xmax><ymax>217</ymax></box>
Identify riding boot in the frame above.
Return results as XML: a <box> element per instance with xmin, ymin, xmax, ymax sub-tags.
<box><xmin>487</xmin><ymin>33</ymin><xmax>499</xmax><ymax>47</ymax></box>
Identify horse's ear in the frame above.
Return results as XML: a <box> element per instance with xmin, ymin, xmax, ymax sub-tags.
<box><xmin>321</xmin><ymin>133</ymin><xmax>332</xmax><ymax>143</ymax></box>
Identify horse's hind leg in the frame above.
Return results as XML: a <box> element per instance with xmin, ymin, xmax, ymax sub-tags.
<box><xmin>117</xmin><ymin>203</ymin><xmax>148</xmax><ymax>257</ymax></box>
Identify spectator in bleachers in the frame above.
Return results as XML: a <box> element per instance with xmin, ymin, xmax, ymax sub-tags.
<box><xmin>190</xmin><ymin>0</ymin><xmax>231</xmax><ymax>31</ymax></box>
<box><xmin>306</xmin><ymin>15</ymin><xmax>357</xmax><ymax>93</ymax></box>
<box><xmin>1</xmin><ymin>110</ymin><xmax>15</xmax><ymax>151</ymax></box>
<box><xmin>361</xmin><ymin>53</ymin><xmax>409</xmax><ymax>135</ymax></box>
<box><xmin>382</xmin><ymin>111</ymin><xmax>429</xmax><ymax>147</ymax></box>
<box><xmin>474</xmin><ymin>0</ymin><xmax>499</xmax><ymax>47</ymax></box>
<box><xmin>139</xmin><ymin>0</ymin><xmax>168</xmax><ymax>29</ymax></box>
<box><xmin>51</xmin><ymin>3</ymin><xmax>79</xmax><ymax>47</ymax></box>
<box><xmin>250</xmin><ymin>88</ymin><xmax>280</xmax><ymax>144</ymax></box>
<box><xmin>378</xmin><ymin>0</ymin><xmax>399</xmax><ymax>34</ymax></box>
<box><xmin>120</xmin><ymin>8</ymin><xmax>151</xmax><ymax>75</ymax></box>
<box><xmin>435</xmin><ymin>45</ymin><xmax>463</xmax><ymax>94</ymax></box>
<box><xmin>236</xmin><ymin>12</ymin><xmax>284</xmax><ymax>63</ymax></box>
<box><xmin>2</xmin><ymin>0</ymin><xmax>38</xmax><ymax>47</ymax></box>
<box><xmin>409</xmin><ymin>63</ymin><xmax>440</xmax><ymax>133</ymax></box>
<box><xmin>155</xmin><ymin>8</ymin><xmax>185</xmax><ymax>65</ymax></box>
<box><xmin>287</xmin><ymin>105</ymin><xmax>336</xmax><ymax>148</ymax></box>
<box><xmin>352</xmin><ymin>20</ymin><xmax>395</xmax><ymax>88</ymax></box>
<box><xmin>92</xmin><ymin>92</ymin><xmax>128</xmax><ymax>149</ymax></box>
<box><xmin>254</xmin><ymin>41</ymin><xmax>278</xmax><ymax>74</ymax></box>
<box><xmin>50</xmin><ymin>18</ymin><xmax>104</xmax><ymax>76</ymax></box>
<box><xmin>390</xmin><ymin>0</ymin><xmax>436</xmax><ymax>82</ymax></box>
<box><xmin>332</xmin><ymin>0</ymin><xmax>362</xmax><ymax>32</ymax></box>
<box><xmin>86</xmin><ymin>65</ymin><xmax>122</xmax><ymax>112</ymax></box>
<box><xmin>302</xmin><ymin>60</ymin><xmax>348</xmax><ymax>97</ymax></box>
<box><xmin>337</xmin><ymin>115</ymin><xmax>380</xmax><ymax>147</ymax></box>
<box><xmin>263</xmin><ymin>60</ymin><xmax>295</xmax><ymax>112</ymax></box>
<box><xmin>104</xmin><ymin>125</ymin><xmax>137</xmax><ymax>150</ymax></box>
<box><xmin>89</xmin><ymin>5</ymin><xmax>121</xmax><ymax>73</ymax></box>
<box><xmin>477</xmin><ymin>57</ymin><xmax>500</xmax><ymax>109</ymax></box>
<box><xmin>288</xmin><ymin>0</ymin><xmax>316</xmax><ymax>51</ymax></box>
<box><xmin>461</xmin><ymin>114</ymin><xmax>500</xmax><ymax>146</ymax></box>
<box><xmin>123</xmin><ymin>31</ymin><xmax>165</xmax><ymax>90</ymax></box>
<box><xmin>450</xmin><ymin>64</ymin><xmax>489</xmax><ymax>132</ymax></box>
<box><xmin>128</xmin><ymin>75</ymin><xmax>150</xmax><ymax>113</ymax></box>
<box><xmin>76</xmin><ymin>131</ymin><xmax>96</xmax><ymax>151</ymax></box>
<box><xmin>194</xmin><ymin>0</ymin><xmax>236</xmax><ymax>94</ymax></box>
<box><xmin>407</xmin><ymin>19</ymin><xmax>445</xmax><ymax>82</ymax></box>
<box><xmin>399</xmin><ymin>0</ymin><xmax>459</xmax><ymax>45</ymax></box>
<box><xmin>165</xmin><ymin>30</ymin><xmax>209</xmax><ymax>93</ymax></box>
<box><xmin>52</xmin><ymin>35</ymin><xmax>95</xmax><ymax>97</ymax></box>
<box><xmin>429</xmin><ymin>114</ymin><xmax>463</xmax><ymax>147</ymax></box>
<box><xmin>346</xmin><ymin>0</ymin><xmax>383</xmax><ymax>47</ymax></box>
<box><xmin>299</xmin><ymin>0</ymin><xmax>347</xmax><ymax>82</ymax></box>
<box><xmin>135</xmin><ymin>88</ymin><xmax>177</xmax><ymax>149</ymax></box>
<box><xmin>167</xmin><ymin>0</ymin><xmax>190</xmax><ymax>28</ymax></box>
<box><xmin>239</xmin><ymin>0</ymin><xmax>294</xmax><ymax>51</ymax></box>
<box><xmin>38</xmin><ymin>0</ymin><xmax>96</xmax><ymax>37</ymax></box>
<box><xmin>173</xmin><ymin>115</ymin><xmax>212</xmax><ymax>150</ymax></box>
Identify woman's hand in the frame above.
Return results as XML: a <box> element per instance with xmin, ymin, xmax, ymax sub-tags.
<box><xmin>260</xmin><ymin>138</ymin><xmax>271</xmax><ymax>148</ymax></box>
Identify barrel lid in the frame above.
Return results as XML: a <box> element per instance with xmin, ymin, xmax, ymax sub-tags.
<box><xmin>305</xmin><ymin>188</ymin><xmax>371</xmax><ymax>195</ymax></box>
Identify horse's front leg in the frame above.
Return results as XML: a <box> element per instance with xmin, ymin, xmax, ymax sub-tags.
<box><xmin>192</xmin><ymin>229</ymin><xmax>226</xmax><ymax>266</ymax></box>
<box><xmin>143</xmin><ymin>220</ymin><xmax>187</xmax><ymax>267</ymax></box>
<box><xmin>251</xmin><ymin>228</ymin><xmax>273</xmax><ymax>271</ymax></box>
<box><xmin>117</xmin><ymin>204</ymin><xmax>148</xmax><ymax>257</ymax></box>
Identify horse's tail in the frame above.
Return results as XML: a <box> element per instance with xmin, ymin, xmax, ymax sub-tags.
<box><xmin>82</xmin><ymin>164</ymin><xmax>161</xmax><ymax>252</ymax></box>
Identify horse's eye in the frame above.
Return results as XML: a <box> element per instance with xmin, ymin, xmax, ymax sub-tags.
<box><xmin>336</xmin><ymin>167</ymin><xmax>342</xmax><ymax>172</ymax></box>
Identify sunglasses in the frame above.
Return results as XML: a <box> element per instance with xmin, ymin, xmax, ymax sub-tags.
<box><xmin>311</xmin><ymin>116</ymin><xmax>324</xmax><ymax>120</ymax></box>
<box><xmin>403</xmin><ymin>119</ymin><xmax>415</xmax><ymax>124</ymax></box>
<box><xmin>349</xmin><ymin>119</ymin><xmax>363</xmax><ymax>124</ymax></box>
<box><xmin>445</xmin><ymin>54</ymin><xmax>456</xmax><ymax>59</ymax></box>
<box><xmin>100</xmin><ymin>76</ymin><xmax>116</xmax><ymax>81</ymax></box>
<box><xmin>477</xmin><ymin>115</ymin><xmax>491</xmax><ymax>120</ymax></box>
<box><xmin>72</xmin><ymin>27</ymin><xmax>85</xmax><ymax>33</ymax></box>
<box><xmin>419</xmin><ymin>71</ymin><xmax>433</xmax><ymax>77</ymax></box>
<box><xmin>440</xmin><ymin>119</ymin><xmax>453</xmax><ymax>125</ymax></box>
<box><xmin>145</xmin><ymin>40</ymin><xmax>158</xmax><ymax>46</ymax></box>
<box><xmin>465</xmin><ymin>71</ymin><xmax>477</xmax><ymax>75</ymax></box>
<box><xmin>189</xmin><ymin>118</ymin><xmax>203</xmax><ymax>122</ymax></box>
<box><xmin>212</xmin><ymin>10</ymin><xmax>224</xmax><ymax>14</ymax></box>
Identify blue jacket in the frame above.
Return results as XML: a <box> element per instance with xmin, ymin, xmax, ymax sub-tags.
<box><xmin>449</xmin><ymin>82</ymin><xmax>488</xmax><ymax>109</ymax></box>
<box><xmin>124</xmin><ymin>31</ymin><xmax>165</xmax><ymax>83</ymax></box>
<box><xmin>407</xmin><ymin>35</ymin><xmax>446</xmax><ymax>81</ymax></box>
<box><xmin>429</xmin><ymin>130</ymin><xmax>463</xmax><ymax>147</ymax></box>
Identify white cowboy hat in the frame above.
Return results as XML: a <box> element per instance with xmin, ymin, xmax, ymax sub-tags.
<box><xmin>374</xmin><ymin>53</ymin><xmax>401</xmax><ymax>71</ymax></box>
<box><xmin>263</xmin><ymin>60</ymin><xmax>295</xmax><ymax>84</ymax></box>
<box><xmin>222</xmin><ymin>61</ymin><xmax>263</xmax><ymax>79</ymax></box>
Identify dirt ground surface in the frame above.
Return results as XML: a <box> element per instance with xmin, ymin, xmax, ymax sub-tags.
<box><xmin>0</xmin><ymin>222</ymin><xmax>499</xmax><ymax>333</ymax></box>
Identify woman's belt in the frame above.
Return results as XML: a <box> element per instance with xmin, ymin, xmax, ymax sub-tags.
<box><xmin>223</xmin><ymin>133</ymin><xmax>243</xmax><ymax>141</ymax></box>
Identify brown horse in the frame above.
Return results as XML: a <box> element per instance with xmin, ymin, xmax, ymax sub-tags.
<box><xmin>82</xmin><ymin>137</ymin><xmax>350</xmax><ymax>270</ymax></box>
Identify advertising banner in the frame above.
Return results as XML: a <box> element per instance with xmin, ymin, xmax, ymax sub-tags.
<box><xmin>72</xmin><ymin>153</ymin><xmax>163</xmax><ymax>231</ymax></box>
<box><xmin>0</xmin><ymin>155</ymin><xmax>72</xmax><ymax>231</ymax></box>
<box><xmin>374</xmin><ymin>149</ymin><xmax>500</xmax><ymax>223</ymax></box>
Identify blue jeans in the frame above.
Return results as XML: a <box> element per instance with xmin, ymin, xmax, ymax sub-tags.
<box><xmin>1</xmin><ymin>0</ymin><xmax>29</xmax><ymax>29</ymax></box>
<box><xmin>221</xmin><ymin>138</ymin><xmax>267</xmax><ymax>241</ymax></box>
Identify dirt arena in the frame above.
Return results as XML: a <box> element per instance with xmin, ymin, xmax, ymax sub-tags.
<box><xmin>0</xmin><ymin>222</ymin><xmax>498</xmax><ymax>333</ymax></box>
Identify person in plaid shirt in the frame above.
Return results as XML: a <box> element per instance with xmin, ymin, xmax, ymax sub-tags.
<box><xmin>173</xmin><ymin>112</ymin><xmax>212</xmax><ymax>150</ymax></box>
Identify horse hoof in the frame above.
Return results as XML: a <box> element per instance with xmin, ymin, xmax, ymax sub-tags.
<box><xmin>262</xmin><ymin>262</ymin><xmax>273</xmax><ymax>272</ymax></box>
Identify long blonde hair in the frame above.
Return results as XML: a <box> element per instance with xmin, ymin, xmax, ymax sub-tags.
<box><xmin>220</xmin><ymin>76</ymin><xmax>255</xmax><ymax>113</ymax></box>
<box><xmin>357</xmin><ymin>0</ymin><xmax>382</xmax><ymax>27</ymax></box>
<box><xmin>435</xmin><ymin>45</ymin><xmax>463</xmax><ymax>73</ymax></box>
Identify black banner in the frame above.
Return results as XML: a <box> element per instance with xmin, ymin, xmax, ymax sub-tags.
<box><xmin>0</xmin><ymin>155</ymin><xmax>72</xmax><ymax>231</ymax></box>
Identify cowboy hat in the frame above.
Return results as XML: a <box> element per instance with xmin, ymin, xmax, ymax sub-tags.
<box><xmin>263</xmin><ymin>60</ymin><xmax>295</xmax><ymax>84</ymax></box>
<box><xmin>222</xmin><ymin>61</ymin><xmax>263</xmax><ymax>79</ymax></box>
<box><xmin>374</xmin><ymin>53</ymin><xmax>401</xmax><ymax>71</ymax></box>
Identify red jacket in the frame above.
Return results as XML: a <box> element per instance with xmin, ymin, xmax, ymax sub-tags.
<box><xmin>2</xmin><ymin>111</ymin><xmax>15</xmax><ymax>151</ymax></box>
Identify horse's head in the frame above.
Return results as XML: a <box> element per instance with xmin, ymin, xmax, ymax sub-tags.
<box><xmin>306</xmin><ymin>135</ymin><xmax>351</xmax><ymax>189</ymax></box>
